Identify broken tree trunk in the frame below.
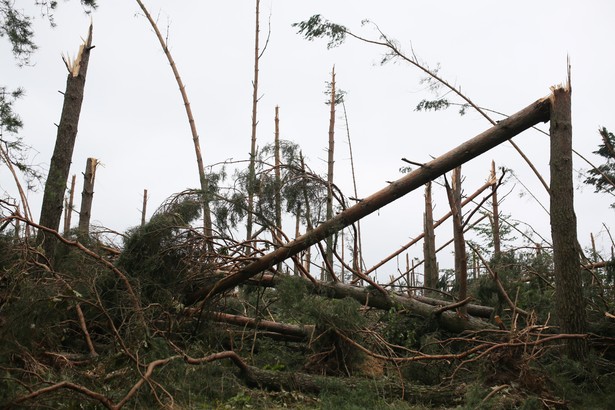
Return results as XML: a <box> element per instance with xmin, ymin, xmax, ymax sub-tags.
<box><xmin>246</xmin><ymin>275</ymin><xmax>494</xmax><ymax>332</ymax></box>
<box><xmin>242</xmin><ymin>366</ymin><xmax>464</xmax><ymax>407</ymax></box>
<box><xmin>447</xmin><ymin>167</ymin><xmax>468</xmax><ymax>316</ymax></box>
<box><xmin>423</xmin><ymin>181</ymin><xmax>438</xmax><ymax>294</ymax></box>
<box><xmin>78</xmin><ymin>157</ymin><xmax>97</xmax><ymax>236</ymax></box>
<box><xmin>549</xmin><ymin>84</ymin><xmax>588</xmax><ymax>360</ymax></box>
<box><xmin>491</xmin><ymin>160</ymin><xmax>502</xmax><ymax>258</ymax></box>
<box><xmin>186</xmin><ymin>95</ymin><xmax>551</xmax><ymax>305</ymax></box>
<box><xmin>205</xmin><ymin>311</ymin><xmax>314</xmax><ymax>342</ymax></box>
<box><xmin>63</xmin><ymin>174</ymin><xmax>76</xmax><ymax>235</ymax></box>
<box><xmin>38</xmin><ymin>24</ymin><xmax>93</xmax><ymax>258</ymax></box>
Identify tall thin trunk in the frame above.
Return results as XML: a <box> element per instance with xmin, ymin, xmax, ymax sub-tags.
<box><xmin>38</xmin><ymin>24</ymin><xmax>93</xmax><ymax>258</ymax></box>
<box><xmin>324</xmin><ymin>66</ymin><xmax>336</xmax><ymax>281</ymax></box>
<box><xmin>423</xmin><ymin>181</ymin><xmax>438</xmax><ymax>295</ymax></box>
<box><xmin>274</xmin><ymin>105</ymin><xmax>282</xmax><ymax>272</ymax></box>
<box><xmin>549</xmin><ymin>84</ymin><xmax>587</xmax><ymax>360</ymax></box>
<box><xmin>63</xmin><ymin>174</ymin><xmax>76</xmax><ymax>235</ymax></box>
<box><xmin>491</xmin><ymin>160</ymin><xmax>501</xmax><ymax>258</ymax></box>
<box><xmin>300</xmin><ymin>152</ymin><xmax>313</xmax><ymax>274</ymax></box>
<box><xmin>135</xmin><ymin>0</ymin><xmax>213</xmax><ymax>245</ymax></box>
<box><xmin>294</xmin><ymin>204</ymin><xmax>301</xmax><ymax>276</ymax></box>
<box><xmin>447</xmin><ymin>167</ymin><xmax>468</xmax><ymax>316</ymax></box>
<box><xmin>246</xmin><ymin>0</ymin><xmax>261</xmax><ymax>241</ymax></box>
<box><xmin>78</xmin><ymin>157</ymin><xmax>97</xmax><ymax>236</ymax></box>
<box><xmin>341</xmin><ymin>100</ymin><xmax>363</xmax><ymax>275</ymax></box>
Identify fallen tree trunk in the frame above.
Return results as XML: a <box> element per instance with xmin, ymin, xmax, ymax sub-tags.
<box><xmin>185</xmin><ymin>95</ymin><xmax>551</xmax><ymax>305</ymax></box>
<box><xmin>242</xmin><ymin>366</ymin><xmax>465</xmax><ymax>407</ymax></box>
<box><xmin>249</xmin><ymin>275</ymin><xmax>496</xmax><ymax>333</ymax></box>
<box><xmin>206</xmin><ymin>311</ymin><xmax>314</xmax><ymax>341</ymax></box>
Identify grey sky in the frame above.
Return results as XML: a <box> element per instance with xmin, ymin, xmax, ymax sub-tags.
<box><xmin>2</xmin><ymin>1</ymin><xmax>614</xmax><ymax>276</ymax></box>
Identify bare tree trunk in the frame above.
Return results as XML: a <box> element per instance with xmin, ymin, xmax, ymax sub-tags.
<box><xmin>294</xmin><ymin>204</ymin><xmax>301</xmax><ymax>276</ymax></box>
<box><xmin>78</xmin><ymin>157</ymin><xmax>97</xmax><ymax>236</ymax></box>
<box><xmin>423</xmin><ymin>181</ymin><xmax>438</xmax><ymax>295</ymax></box>
<box><xmin>491</xmin><ymin>160</ymin><xmax>501</xmax><ymax>258</ymax></box>
<box><xmin>63</xmin><ymin>174</ymin><xmax>76</xmax><ymax>235</ymax></box>
<box><xmin>447</xmin><ymin>167</ymin><xmax>468</xmax><ymax>316</ymax></box>
<box><xmin>185</xmin><ymin>95</ymin><xmax>550</xmax><ymax>304</ymax></box>
<box><xmin>134</xmin><ymin>0</ymin><xmax>213</xmax><ymax>245</ymax></box>
<box><xmin>274</xmin><ymin>106</ymin><xmax>282</xmax><ymax>272</ymax></box>
<box><xmin>549</xmin><ymin>84</ymin><xmax>587</xmax><ymax>360</ymax></box>
<box><xmin>324</xmin><ymin>66</ymin><xmax>336</xmax><ymax>281</ymax></box>
<box><xmin>38</xmin><ymin>24</ymin><xmax>93</xmax><ymax>259</ymax></box>
<box><xmin>300</xmin><ymin>152</ymin><xmax>313</xmax><ymax>274</ymax></box>
<box><xmin>141</xmin><ymin>189</ymin><xmax>148</xmax><ymax>227</ymax></box>
<box><xmin>246</xmin><ymin>0</ymin><xmax>261</xmax><ymax>242</ymax></box>
<box><xmin>341</xmin><ymin>100</ymin><xmax>364</xmax><ymax>275</ymax></box>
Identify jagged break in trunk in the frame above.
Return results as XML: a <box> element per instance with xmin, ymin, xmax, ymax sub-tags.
<box><xmin>38</xmin><ymin>24</ymin><xmax>93</xmax><ymax>259</ymax></box>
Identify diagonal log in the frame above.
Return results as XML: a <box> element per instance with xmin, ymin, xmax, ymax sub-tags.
<box><xmin>186</xmin><ymin>95</ymin><xmax>551</xmax><ymax>305</ymax></box>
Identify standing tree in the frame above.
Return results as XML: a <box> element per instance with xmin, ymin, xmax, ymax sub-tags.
<box><xmin>324</xmin><ymin>67</ymin><xmax>336</xmax><ymax>281</ymax></box>
<box><xmin>423</xmin><ymin>181</ymin><xmax>438</xmax><ymax>294</ymax></box>
<box><xmin>247</xmin><ymin>0</ymin><xmax>264</xmax><ymax>242</ymax></box>
<box><xmin>37</xmin><ymin>25</ymin><xmax>93</xmax><ymax>258</ymax></box>
<box><xmin>550</xmin><ymin>84</ymin><xmax>588</xmax><ymax>360</ymax></box>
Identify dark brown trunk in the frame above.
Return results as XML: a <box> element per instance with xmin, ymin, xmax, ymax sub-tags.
<box><xmin>423</xmin><ymin>181</ymin><xmax>438</xmax><ymax>294</ymax></box>
<box><xmin>448</xmin><ymin>167</ymin><xmax>468</xmax><ymax>316</ymax></box>
<box><xmin>38</xmin><ymin>25</ymin><xmax>93</xmax><ymax>258</ymax></box>
<box><xmin>78</xmin><ymin>157</ymin><xmax>97</xmax><ymax>236</ymax></box>
<box><xmin>549</xmin><ymin>85</ymin><xmax>587</xmax><ymax>359</ymax></box>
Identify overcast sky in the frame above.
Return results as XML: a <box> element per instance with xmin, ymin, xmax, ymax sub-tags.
<box><xmin>2</xmin><ymin>1</ymin><xmax>614</xmax><ymax>277</ymax></box>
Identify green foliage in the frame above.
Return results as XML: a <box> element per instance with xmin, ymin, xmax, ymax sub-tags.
<box><xmin>119</xmin><ymin>193</ymin><xmax>202</xmax><ymax>304</ymax></box>
<box><xmin>584</xmin><ymin>127</ymin><xmax>615</xmax><ymax>207</ymax></box>
<box><xmin>415</xmin><ymin>98</ymin><xmax>450</xmax><ymax>112</ymax></box>
<box><xmin>225</xmin><ymin>140</ymin><xmax>328</xmax><ymax>233</ymax></box>
<box><xmin>1</xmin><ymin>0</ymin><xmax>97</xmax><ymax>65</ymax></box>
<box><xmin>379</xmin><ymin>307</ymin><xmax>417</xmax><ymax>349</ymax></box>
<box><xmin>292</xmin><ymin>14</ymin><xmax>348</xmax><ymax>49</ymax></box>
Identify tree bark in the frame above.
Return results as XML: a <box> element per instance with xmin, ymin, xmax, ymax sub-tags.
<box><xmin>324</xmin><ymin>66</ymin><xmax>336</xmax><ymax>281</ymax></box>
<box><xmin>186</xmin><ymin>95</ymin><xmax>551</xmax><ymax>304</ymax></box>
<box><xmin>447</xmin><ymin>167</ymin><xmax>468</xmax><ymax>316</ymax></box>
<box><xmin>242</xmin><ymin>366</ymin><xmax>464</xmax><ymax>407</ymax></box>
<box><xmin>63</xmin><ymin>174</ymin><xmax>76</xmax><ymax>235</ymax></box>
<box><xmin>246</xmin><ymin>0</ymin><xmax>261</xmax><ymax>242</ymax></box>
<box><xmin>423</xmin><ymin>181</ymin><xmax>438</xmax><ymax>294</ymax></box>
<box><xmin>78</xmin><ymin>157</ymin><xmax>97</xmax><ymax>236</ymax></box>
<box><xmin>134</xmin><ymin>0</ymin><xmax>213</xmax><ymax>245</ymax></box>
<box><xmin>491</xmin><ymin>161</ymin><xmax>501</xmax><ymax>258</ymax></box>
<box><xmin>38</xmin><ymin>24</ymin><xmax>93</xmax><ymax>258</ymax></box>
<box><xmin>274</xmin><ymin>106</ymin><xmax>282</xmax><ymax>272</ymax></box>
<box><xmin>549</xmin><ymin>85</ymin><xmax>587</xmax><ymax>359</ymax></box>
<box><xmin>247</xmin><ymin>275</ymin><xmax>495</xmax><ymax>333</ymax></box>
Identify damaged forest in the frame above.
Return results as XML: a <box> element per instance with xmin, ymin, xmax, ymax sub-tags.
<box><xmin>2</xmin><ymin>2</ymin><xmax>615</xmax><ymax>409</ymax></box>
